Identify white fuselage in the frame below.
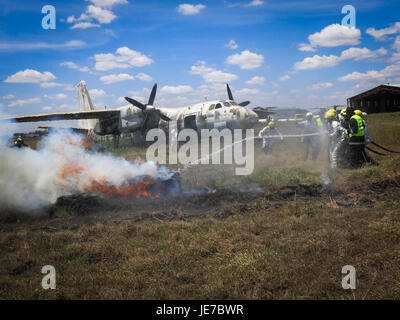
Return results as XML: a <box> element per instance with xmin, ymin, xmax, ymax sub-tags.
<box><xmin>93</xmin><ymin>100</ymin><xmax>260</xmax><ymax>136</ymax></box>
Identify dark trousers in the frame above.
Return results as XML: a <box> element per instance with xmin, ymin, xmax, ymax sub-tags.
<box><xmin>347</xmin><ymin>144</ymin><xmax>366</xmax><ymax>168</ymax></box>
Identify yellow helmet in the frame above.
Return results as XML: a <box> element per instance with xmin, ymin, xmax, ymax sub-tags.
<box><xmin>268</xmin><ymin>121</ymin><xmax>275</xmax><ymax>127</ymax></box>
<box><xmin>354</xmin><ymin>110</ymin><xmax>363</xmax><ymax>116</ymax></box>
<box><xmin>340</xmin><ymin>109</ymin><xmax>347</xmax><ymax>116</ymax></box>
<box><xmin>324</xmin><ymin>109</ymin><xmax>336</xmax><ymax>119</ymax></box>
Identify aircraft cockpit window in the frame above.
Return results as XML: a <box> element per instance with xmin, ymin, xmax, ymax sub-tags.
<box><xmin>223</xmin><ymin>102</ymin><xmax>231</xmax><ymax>107</ymax></box>
<box><xmin>230</xmin><ymin>101</ymin><xmax>238</xmax><ymax>106</ymax></box>
<box><xmin>209</xmin><ymin>104</ymin><xmax>215</xmax><ymax>110</ymax></box>
<box><xmin>215</xmin><ymin>103</ymin><xmax>222</xmax><ymax>109</ymax></box>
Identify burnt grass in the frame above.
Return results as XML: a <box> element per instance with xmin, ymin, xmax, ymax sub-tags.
<box><xmin>1</xmin><ymin>113</ymin><xmax>400</xmax><ymax>299</ymax></box>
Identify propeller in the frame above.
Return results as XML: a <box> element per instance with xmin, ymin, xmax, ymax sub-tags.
<box><xmin>226</xmin><ymin>84</ymin><xmax>251</xmax><ymax>107</ymax></box>
<box><xmin>239</xmin><ymin>101</ymin><xmax>250</xmax><ymax>107</ymax></box>
<box><xmin>124</xmin><ymin>83</ymin><xmax>170</xmax><ymax>135</ymax></box>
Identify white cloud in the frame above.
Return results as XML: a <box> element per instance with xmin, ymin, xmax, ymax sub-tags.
<box><xmin>40</xmin><ymin>82</ymin><xmax>63</xmax><ymax>88</ymax></box>
<box><xmin>246</xmin><ymin>0</ymin><xmax>263</xmax><ymax>7</ymax></box>
<box><xmin>366</xmin><ymin>22</ymin><xmax>400</xmax><ymax>41</ymax></box>
<box><xmin>67</xmin><ymin>13</ymin><xmax>89</xmax><ymax>23</ymax></box>
<box><xmin>191</xmin><ymin>61</ymin><xmax>238</xmax><ymax>83</ymax></box>
<box><xmin>71</xmin><ymin>22</ymin><xmax>100</xmax><ymax>29</ymax></box>
<box><xmin>89</xmin><ymin>89</ymin><xmax>107</xmax><ymax>97</ymax></box>
<box><xmin>0</xmin><ymin>40</ymin><xmax>85</xmax><ymax>51</ymax></box>
<box><xmin>79</xmin><ymin>66</ymin><xmax>91</xmax><ymax>72</ymax></box>
<box><xmin>44</xmin><ymin>93</ymin><xmax>68</xmax><ymax>100</ymax></box>
<box><xmin>298</xmin><ymin>43</ymin><xmax>316</xmax><ymax>52</ymax></box>
<box><xmin>68</xmin><ymin>2</ymin><xmax>127</xmax><ymax>29</ymax></box>
<box><xmin>203</xmin><ymin>70</ymin><xmax>238</xmax><ymax>83</ymax></box>
<box><xmin>86</xmin><ymin>5</ymin><xmax>116</xmax><ymax>24</ymax></box>
<box><xmin>8</xmin><ymin>98</ymin><xmax>41</xmax><ymax>107</ymax></box>
<box><xmin>245</xmin><ymin>76</ymin><xmax>265</xmax><ymax>85</ymax></box>
<box><xmin>338</xmin><ymin>63</ymin><xmax>400</xmax><ymax>82</ymax></box>
<box><xmin>60</xmin><ymin>61</ymin><xmax>79</xmax><ymax>69</ymax></box>
<box><xmin>225</xmin><ymin>40</ymin><xmax>238</xmax><ymax>50</ymax></box>
<box><xmin>389</xmin><ymin>52</ymin><xmax>400</xmax><ymax>63</ymax></box>
<box><xmin>42</xmin><ymin>106</ymin><xmax>52</xmax><ymax>111</ymax></box>
<box><xmin>226</xmin><ymin>50</ymin><xmax>264</xmax><ymax>69</ymax></box>
<box><xmin>294</xmin><ymin>54</ymin><xmax>341</xmax><ymax>71</ymax></box>
<box><xmin>393</xmin><ymin>36</ymin><xmax>400</xmax><ymax>51</ymax></box>
<box><xmin>2</xmin><ymin>94</ymin><xmax>15</xmax><ymax>99</ymax></box>
<box><xmin>300</xmin><ymin>24</ymin><xmax>361</xmax><ymax>51</ymax></box>
<box><xmin>309</xmin><ymin>82</ymin><xmax>333</xmax><ymax>90</ymax></box>
<box><xmin>236</xmin><ymin>88</ymin><xmax>259</xmax><ymax>95</ymax></box>
<box><xmin>340</xmin><ymin>47</ymin><xmax>387</xmax><ymax>61</ymax></box>
<box><xmin>294</xmin><ymin>47</ymin><xmax>387</xmax><ymax>71</ymax></box>
<box><xmin>280</xmin><ymin>74</ymin><xmax>291</xmax><ymax>81</ymax></box>
<box><xmin>89</xmin><ymin>0</ymin><xmax>128</xmax><ymax>8</ymax></box>
<box><xmin>60</xmin><ymin>61</ymin><xmax>91</xmax><ymax>72</ymax></box>
<box><xmin>100</xmin><ymin>73</ymin><xmax>134</xmax><ymax>84</ymax></box>
<box><xmin>135</xmin><ymin>73</ymin><xmax>152</xmax><ymax>82</ymax></box>
<box><xmin>4</xmin><ymin>69</ymin><xmax>56</xmax><ymax>84</ymax></box>
<box><xmin>93</xmin><ymin>46</ymin><xmax>153</xmax><ymax>71</ymax></box>
<box><xmin>161</xmin><ymin>85</ymin><xmax>193</xmax><ymax>94</ymax></box>
<box><xmin>177</xmin><ymin>4</ymin><xmax>206</xmax><ymax>15</ymax></box>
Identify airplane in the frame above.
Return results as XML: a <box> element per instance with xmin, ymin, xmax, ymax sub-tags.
<box><xmin>1</xmin><ymin>81</ymin><xmax>271</xmax><ymax>147</ymax></box>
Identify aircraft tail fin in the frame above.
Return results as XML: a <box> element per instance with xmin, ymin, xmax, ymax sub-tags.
<box><xmin>76</xmin><ymin>80</ymin><xmax>97</xmax><ymax>130</ymax></box>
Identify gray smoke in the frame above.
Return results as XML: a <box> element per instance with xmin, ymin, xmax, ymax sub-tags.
<box><xmin>0</xmin><ymin>129</ymin><xmax>167</xmax><ymax>212</ymax></box>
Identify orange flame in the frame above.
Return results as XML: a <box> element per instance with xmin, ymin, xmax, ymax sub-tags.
<box><xmin>87</xmin><ymin>178</ymin><xmax>160</xmax><ymax>199</ymax></box>
<box><xmin>56</xmin><ymin>137</ymin><xmax>161</xmax><ymax>199</ymax></box>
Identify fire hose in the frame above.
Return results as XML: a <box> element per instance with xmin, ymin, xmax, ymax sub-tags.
<box><xmin>366</xmin><ymin>146</ymin><xmax>386</xmax><ymax>156</ymax></box>
<box><xmin>370</xmin><ymin>141</ymin><xmax>400</xmax><ymax>154</ymax></box>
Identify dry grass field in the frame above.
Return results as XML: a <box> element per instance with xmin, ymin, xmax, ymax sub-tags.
<box><xmin>1</xmin><ymin>112</ymin><xmax>400</xmax><ymax>299</ymax></box>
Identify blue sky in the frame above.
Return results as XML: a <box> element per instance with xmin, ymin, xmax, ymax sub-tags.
<box><xmin>1</xmin><ymin>0</ymin><xmax>400</xmax><ymax>123</ymax></box>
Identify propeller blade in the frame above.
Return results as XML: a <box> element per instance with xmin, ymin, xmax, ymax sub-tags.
<box><xmin>125</xmin><ymin>97</ymin><xmax>146</xmax><ymax>110</ymax></box>
<box><xmin>226</xmin><ymin>84</ymin><xmax>234</xmax><ymax>101</ymax></box>
<box><xmin>148</xmin><ymin>83</ymin><xmax>157</xmax><ymax>106</ymax></box>
<box><xmin>239</xmin><ymin>101</ymin><xmax>250</xmax><ymax>107</ymax></box>
<box><xmin>160</xmin><ymin>113</ymin><xmax>171</xmax><ymax>121</ymax></box>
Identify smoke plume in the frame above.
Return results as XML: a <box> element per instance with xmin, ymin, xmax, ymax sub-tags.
<box><xmin>0</xmin><ymin>130</ymin><xmax>167</xmax><ymax>212</ymax></box>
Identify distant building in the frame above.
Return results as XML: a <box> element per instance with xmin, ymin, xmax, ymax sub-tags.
<box><xmin>347</xmin><ymin>84</ymin><xmax>400</xmax><ymax>114</ymax></box>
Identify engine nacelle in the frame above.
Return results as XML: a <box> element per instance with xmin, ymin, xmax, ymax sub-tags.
<box><xmin>119</xmin><ymin>106</ymin><xmax>144</xmax><ymax>133</ymax></box>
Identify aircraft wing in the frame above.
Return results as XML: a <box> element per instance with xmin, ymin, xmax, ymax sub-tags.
<box><xmin>253</xmin><ymin>109</ymin><xmax>275</xmax><ymax>118</ymax></box>
<box><xmin>0</xmin><ymin>109</ymin><xmax>120</xmax><ymax>123</ymax></box>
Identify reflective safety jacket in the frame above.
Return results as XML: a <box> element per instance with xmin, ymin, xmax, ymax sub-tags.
<box><xmin>348</xmin><ymin>114</ymin><xmax>365</xmax><ymax>145</ymax></box>
<box><xmin>316</xmin><ymin>117</ymin><xmax>323</xmax><ymax>128</ymax></box>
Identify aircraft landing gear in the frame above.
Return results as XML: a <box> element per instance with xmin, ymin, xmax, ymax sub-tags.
<box><xmin>113</xmin><ymin>134</ymin><xmax>120</xmax><ymax>148</ymax></box>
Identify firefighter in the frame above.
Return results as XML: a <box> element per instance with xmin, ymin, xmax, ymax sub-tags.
<box><xmin>297</xmin><ymin>112</ymin><xmax>322</xmax><ymax>161</ymax></box>
<box><xmin>258</xmin><ymin>121</ymin><xmax>283</xmax><ymax>154</ymax></box>
<box><xmin>338</xmin><ymin>108</ymin><xmax>347</xmax><ymax>126</ymax></box>
<box><xmin>345</xmin><ymin>107</ymin><xmax>367</xmax><ymax>168</ymax></box>
<box><xmin>325</xmin><ymin>109</ymin><xmax>347</xmax><ymax>168</ymax></box>
<box><xmin>14</xmin><ymin>136</ymin><xmax>28</xmax><ymax>148</ymax></box>
<box><xmin>354</xmin><ymin>110</ymin><xmax>375</xmax><ymax>165</ymax></box>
